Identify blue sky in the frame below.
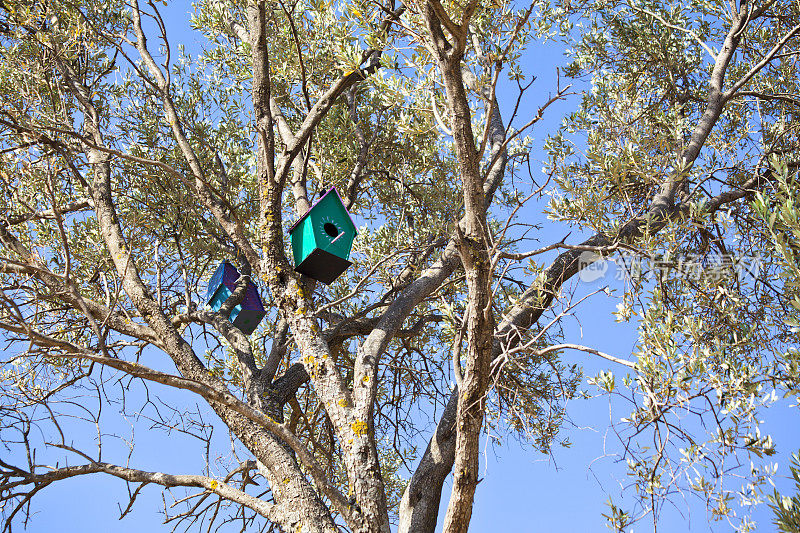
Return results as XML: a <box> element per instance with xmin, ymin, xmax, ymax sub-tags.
<box><xmin>15</xmin><ymin>2</ymin><xmax>800</xmax><ymax>532</ymax></box>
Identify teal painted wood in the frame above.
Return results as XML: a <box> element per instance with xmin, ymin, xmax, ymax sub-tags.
<box><xmin>311</xmin><ymin>191</ymin><xmax>355</xmax><ymax>259</ymax></box>
<box><xmin>288</xmin><ymin>187</ymin><xmax>357</xmax><ymax>284</ymax></box>
<box><xmin>291</xmin><ymin>215</ymin><xmax>317</xmax><ymax>267</ymax></box>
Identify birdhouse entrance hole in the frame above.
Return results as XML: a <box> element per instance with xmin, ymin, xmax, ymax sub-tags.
<box><xmin>324</xmin><ymin>223</ymin><xmax>339</xmax><ymax>238</ymax></box>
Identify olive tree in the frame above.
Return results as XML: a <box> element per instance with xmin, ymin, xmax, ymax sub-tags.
<box><xmin>0</xmin><ymin>0</ymin><xmax>798</xmax><ymax>531</ymax></box>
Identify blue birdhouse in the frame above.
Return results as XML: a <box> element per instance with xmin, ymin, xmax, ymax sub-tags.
<box><xmin>205</xmin><ymin>262</ymin><xmax>266</xmax><ymax>335</ymax></box>
<box><xmin>288</xmin><ymin>187</ymin><xmax>357</xmax><ymax>284</ymax></box>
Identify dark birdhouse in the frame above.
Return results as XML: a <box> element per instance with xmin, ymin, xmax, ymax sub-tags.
<box><xmin>206</xmin><ymin>262</ymin><xmax>266</xmax><ymax>335</ymax></box>
<box><xmin>289</xmin><ymin>187</ymin><xmax>357</xmax><ymax>284</ymax></box>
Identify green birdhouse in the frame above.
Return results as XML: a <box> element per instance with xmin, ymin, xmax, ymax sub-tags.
<box><xmin>289</xmin><ymin>187</ymin><xmax>357</xmax><ymax>284</ymax></box>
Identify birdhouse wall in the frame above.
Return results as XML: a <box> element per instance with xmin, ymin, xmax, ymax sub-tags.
<box><xmin>310</xmin><ymin>194</ymin><xmax>355</xmax><ymax>259</ymax></box>
<box><xmin>291</xmin><ymin>217</ymin><xmax>317</xmax><ymax>269</ymax></box>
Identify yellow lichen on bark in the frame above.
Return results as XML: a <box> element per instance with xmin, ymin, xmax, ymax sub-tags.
<box><xmin>351</xmin><ymin>420</ymin><xmax>368</xmax><ymax>435</ymax></box>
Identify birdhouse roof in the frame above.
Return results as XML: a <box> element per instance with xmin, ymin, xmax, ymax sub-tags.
<box><xmin>288</xmin><ymin>187</ymin><xmax>357</xmax><ymax>235</ymax></box>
